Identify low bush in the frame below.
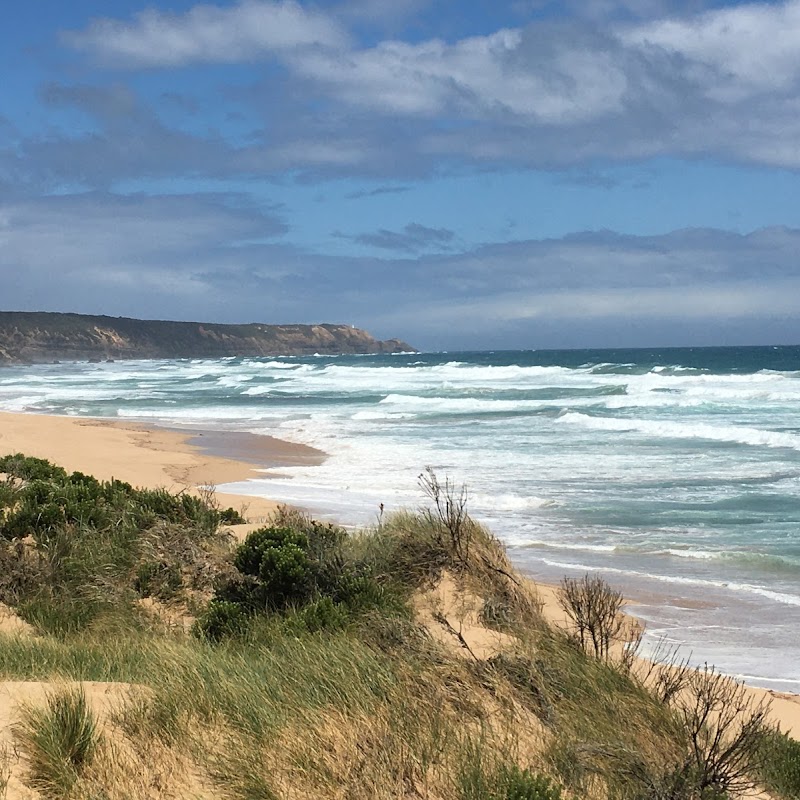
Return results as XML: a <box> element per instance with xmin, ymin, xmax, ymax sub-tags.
<box><xmin>0</xmin><ymin>453</ymin><xmax>68</xmax><ymax>482</ymax></box>
<box><xmin>219</xmin><ymin>506</ymin><xmax>246</xmax><ymax>525</ymax></box>
<box><xmin>292</xmin><ymin>596</ymin><xmax>350</xmax><ymax>633</ymax></box>
<box><xmin>498</xmin><ymin>766</ymin><xmax>562</xmax><ymax>800</ymax></box>
<box><xmin>204</xmin><ymin>521</ymin><xmax>410</xmax><ymax>640</ymax></box>
<box><xmin>0</xmin><ymin>454</ymin><xmax>242</xmax><ymax>633</ymax></box>
<box><xmin>233</xmin><ymin>525</ymin><xmax>313</xmax><ymax>609</ymax></box>
<box><xmin>460</xmin><ymin>756</ymin><xmax>562</xmax><ymax>800</ymax></box>
<box><xmin>757</xmin><ymin>729</ymin><xmax>800</xmax><ymax>799</ymax></box>
<box><xmin>0</xmin><ymin>479</ymin><xmax>19</xmax><ymax>512</ymax></box>
<box><xmin>0</xmin><ymin>459</ymin><xmax>237</xmax><ymax>542</ymax></box>
<box><xmin>195</xmin><ymin>600</ymin><xmax>249</xmax><ymax>642</ymax></box>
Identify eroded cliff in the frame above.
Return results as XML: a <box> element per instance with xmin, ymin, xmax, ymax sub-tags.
<box><xmin>0</xmin><ymin>312</ymin><xmax>413</xmax><ymax>364</ymax></box>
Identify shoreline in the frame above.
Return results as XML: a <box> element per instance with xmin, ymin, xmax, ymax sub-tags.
<box><xmin>1</xmin><ymin>409</ymin><xmax>799</xmax><ymax>736</ymax></box>
<box><xmin>0</xmin><ymin>410</ymin><xmax>326</xmax><ymax>524</ymax></box>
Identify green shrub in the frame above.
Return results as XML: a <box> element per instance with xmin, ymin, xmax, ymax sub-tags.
<box><xmin>758</xmin><ymin>730</ymin><xmax>800</xmax><ymax>799</ymax></box>
<box><xmin>0</xmin><ymin>456</ymin><xmax>241</xmax><ymax>631</ymax></box>
<box><xmin>0</xmin><ymin>463</ymin><xmax>231</xmax><ymax>541</ymax></box>
<box><xmin>0</xmin><ymin>454</ymin><xmax>67</xmax><ymax>482</ymax></box>
<box><xmin>293</xmin><ymin>596</ymin><xmax>350</xmax><ymax>633</ymax></box>
<box><xmin>195</xmin><ymin>600</ymin><xmax>249</xmax><ymax>642</ymax></box>
<box><xmin>460</xmin><ymin>758</ymin><xmax>562</xmax><ymax>800</ymax></box>
<box><xmin>0</xmin><ymin>479</ymin><xmax>19</xmax><ymax>511</ymax></box>
<box><xmin>219</xmin><ymin>507</ymin><xmax>246</xmax><ymax>525</ymax></box>
<box><xmin>233</xmin><ymin>526</ymin><xmax>307</xmax><ymax>575</ymax></box>
<box><xmin>256</xmin><ymin>541</ymin><xmax>311</xmax><ymax>607</ymax></box>
<box><xmin>333</xmin><ymin>573</ymin><xmax>407</xmax><ymax>617</ymax></box>
<box><xmin>16</xmin><ymin>686</ymin><xmax>99</xmax><ymax>796</ymax></box>
<box><xmin>232</xmin><ymin>526</ymin><xmax>314</xmax><ymax>610</ymax></box>
<box><xmin>214</xmin><ymin>522</ymin><xmax>409</xmax><ymax>632</ymax></box>
<box><xmin>499</xmin><ymin>766</ymin><xmax>562</xmax><ymax>800</ymax></box>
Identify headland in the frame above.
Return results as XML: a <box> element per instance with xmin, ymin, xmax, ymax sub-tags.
<box><xmin>0</xmin><ymin>311</ymin><xmax>414</xmax><ymax>364</ymax></box>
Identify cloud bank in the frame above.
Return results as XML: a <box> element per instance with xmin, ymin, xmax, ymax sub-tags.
<box><xmin>51</xmin><ymin>0</ymin><xmax>800</xmax><ymax>174</ymax></box>
<box><xmin>2</xmin><ymin>191</ymin><xmax>798</xmax><ymax>348</ymax></box>
<box><xmin>63</xmin><ymin>1</ymin><xmax>349</xmax><ymax>67</ymax></box>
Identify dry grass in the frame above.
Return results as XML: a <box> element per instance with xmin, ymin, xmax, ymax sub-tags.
<box><xmin>0</xmin><ymin>463</ymin><xmax>784</xmax><ymax>800</ymax></box>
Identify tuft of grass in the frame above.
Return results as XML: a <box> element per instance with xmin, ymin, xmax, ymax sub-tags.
<box><xmin>16</xmin><ymin>685</ymin><xmax>100</xmax><ymax>797</ymax></box>
<box><xmin>459</xmin><ymin>754</ymin><xmax>562</xmax><ymax>800</ymax></box>
<box><xmin>17</xmin><ymin>595</ymin><xmax>104</xmax><ymax>637</ymax></box>
<box><xmin>457</xmin><ymin>733</ymin><xmax>563</xmax><ymax>800</ymax></box>
<box><xmin>0</xmin><ymin>745</ymin><xmax>10</xmax><ymax>799</ymax></box>
<box><xmin>112</xmin><ymin>693</ymin><xmax>187</xmax><ymax>747</ymax></box>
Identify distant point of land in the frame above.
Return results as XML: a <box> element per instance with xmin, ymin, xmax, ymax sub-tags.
<box><xmin>0</xmin><ymin>311</ymin><xmax>414</xmax><ymax>364</ymax></box>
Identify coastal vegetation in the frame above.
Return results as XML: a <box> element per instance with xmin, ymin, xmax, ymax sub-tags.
<box><xmin>0</xmin><ymin>454</ymin><xmax>796</xmax><ymax>799</ymax></box>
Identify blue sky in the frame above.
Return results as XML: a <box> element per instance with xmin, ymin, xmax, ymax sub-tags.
<box><xmin>2</xmin><ymin>0</ymin><xmax>800</xmax><ymax>350</ymax></box>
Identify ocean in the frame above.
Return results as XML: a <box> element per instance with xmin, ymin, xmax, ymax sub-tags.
<box><xmin>1</xmin><ymin>346</ymin><xmax>799</xmax><ymax>690</ymax></box>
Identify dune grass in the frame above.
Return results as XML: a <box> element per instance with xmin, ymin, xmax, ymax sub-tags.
<box><xmin>15</xmin><ymin>686</ymin><xmax>99</xmax><ymax>797</ymax></box>
<box><xmin>0</xmin><ymin>456</ymin><xmax>788</xmax><ymax>799</ymax></box>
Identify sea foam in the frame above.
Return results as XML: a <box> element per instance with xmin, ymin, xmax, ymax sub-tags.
<box><xmin>1</xmin><ymin>347</ymin><xmax>800</xmax><ymax>690</ymax></box>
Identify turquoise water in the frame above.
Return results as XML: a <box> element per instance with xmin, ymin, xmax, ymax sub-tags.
<box><xmin>1</xmin><ymin>345</ymin><xmax>799</xmax><ymax>689</ymax></box>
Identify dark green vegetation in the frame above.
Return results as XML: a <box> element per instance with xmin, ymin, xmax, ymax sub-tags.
<box><xmin>0</xmin><ymin>453</ymin><xmax>244</xmax><ymax>633</ymax></box>
<box><xmin>0</xmin><ymin>456</ymin><xmax>794</xmax><ymax>800</ymax></box>
<box><xmin>758</xmin><ymin>730</ymin><xmax>800</xmax><ymax>799</ymax></box>
<box><xmin>0</xmin><ymin>311</ymin><xmax>413</xmax><ymax>364</ymax></box>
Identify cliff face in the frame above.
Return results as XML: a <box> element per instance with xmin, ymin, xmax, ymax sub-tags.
<box><xmin>0</xmin><ymin>312</ymin><xmax>414</xmax><ymax>364</ymax></box>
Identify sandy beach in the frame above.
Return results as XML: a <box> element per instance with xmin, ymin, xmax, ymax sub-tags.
<box><xmin>0</xmin><ymin>411</ymin><xmax>324</xmax><ymax>525</ymax></box>
<box><xmin>1</xmin><ymin>409</ymin><xmax>799</xmax><ymax>738</ymax></box>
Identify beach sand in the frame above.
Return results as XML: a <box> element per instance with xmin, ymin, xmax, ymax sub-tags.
<box><xmin>0</xmin><ymin>411</ymin><xmax>324</xmax><ymax>524</ymax></box>
<box><xmin>0</xmin><ymin>409</ymin><xmax>799</xmax><ymax>738</ymax></box>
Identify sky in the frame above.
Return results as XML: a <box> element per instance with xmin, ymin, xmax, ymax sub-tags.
<box><xmin>2</xmin><ymin>0</ymin><xmax>800</xmax><ymax>350</ymax></box>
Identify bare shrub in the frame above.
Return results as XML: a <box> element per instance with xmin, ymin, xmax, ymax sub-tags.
<box><xmin>267</xmin><ymin>503</ymin><xmax>311</xmax><ymax>531</ymax></box>
<box><xmin>638</xmin><ymin>639</ymin><xmax>696</xmax><ymax>706</ymax></box>
<box><xmin>557</xmin><ymin>574</ymin><xmax>624</xmax><ymax>661</ymax></box>
<box><xmin>664</xmin><ymin>664</ymin><xmax>773</xmax><ymax>798</ymax></box>
<box><xmin>0</xmin><ymin>745</ymin><xmax>9</xmax><ymax>799</ymax></box>
<box><xmin>419</xmin><ymin>467</ymin><xmax>472</xmax><ymax>565</ymax></box>
<box><xmin>617</xmin><ymin>618</ymin><xmax>645</xmax><ymax>675</ymax></box>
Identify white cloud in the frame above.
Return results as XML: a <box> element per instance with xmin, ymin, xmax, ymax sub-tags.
<box><xmin>418</xmin><ymin>281</ymin><xmax>800</xmax><ymax>324</ymax></box>
<box><xmin>622</xmin><ymin>0</ymin><xmax>800</xmax><ymax>100</ymax></box>
<box><xmin>47</xmin><ymin>0</ymin><xmax>800</xmax><ymax>173</ymax></box>
<box><xmin>0</xmin><ymin>193</ymin><xmax>287</xmax><ymax>311</ymax></box>
<box><xmin>292</xmin><ymin>28</ymin><xmax>629</xmax><ymax>123</ymax></box>
<box><xmin>63</xmin><ymin>0</ymin><xmax>349</xmax><ymax>67</ymax></box>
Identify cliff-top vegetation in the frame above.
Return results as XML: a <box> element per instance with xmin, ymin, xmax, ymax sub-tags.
<box><xmin>0</xmin><ymin>455</ymin><xmax>796</xmax><ymax>799</ymax></box>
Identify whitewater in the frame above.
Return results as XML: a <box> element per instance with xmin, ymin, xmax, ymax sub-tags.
<box><xmin>1</xmin><ymin>345</ymin><xmax>799</xmax><ymax>690</ymax></box>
